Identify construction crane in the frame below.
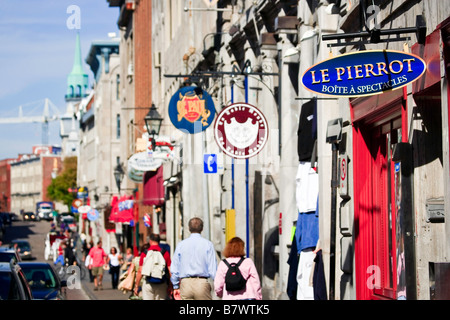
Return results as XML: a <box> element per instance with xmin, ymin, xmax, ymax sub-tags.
<box><xmin>0</xmin><ymin>98</ymin><xmax>61</xmax><ymax>145</ymax></box>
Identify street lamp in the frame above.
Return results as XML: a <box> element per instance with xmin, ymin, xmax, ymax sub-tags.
<box><xmin>114</xmin><ymin>162</ymin><xmax>125</xmax><ymax>194</ymax></box>
<box><xmin>144</xmin><ymin>104</ymin><xmax>163</xmax><ymax>151</ymax></box>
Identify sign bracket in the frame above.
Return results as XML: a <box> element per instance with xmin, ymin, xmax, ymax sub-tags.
<box><xmin>322</xmin><ymin>15</ymin><xmax>426</xmax><ymax>47</ymax></box>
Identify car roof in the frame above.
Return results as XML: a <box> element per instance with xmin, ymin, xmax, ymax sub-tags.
<box><xmin>11</xmin><ymin>239</ymin><xmax>29</xmax><ymax>243</ymax></box>
<box><xmin>0</xmin><ymin>261</ymin><xmax>21</xmax><ymax>273</ymax></box>
<box><xmin>18</xmin><ymin>262</ymin><xmax>52</xmax><ymax>268</ymax></box>
<box><xmin>0</xmin><ymin>246</ymin><xmax>15</xmax><ymax>251</ymax></box>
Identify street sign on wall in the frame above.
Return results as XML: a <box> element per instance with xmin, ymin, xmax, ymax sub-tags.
<box><xmin>214</xmin><ymin>103</ymin><xmax>268</xmax><ymax>159</ymax></box>
<box><xmin>301</xmin><ymin>50</ymin><xmax>426</xmax><ymax>97</ymax></box>
<box><xmin>204</xmin><ymin>154</ymin><xmax>218</xmax><ymax>174</ymax></box>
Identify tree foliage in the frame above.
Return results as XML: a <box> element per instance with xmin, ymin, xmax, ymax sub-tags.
<box><xmin>47</xmin><ymin>156</ymin><xmax>77</xmax><ymax>209</ymax></box>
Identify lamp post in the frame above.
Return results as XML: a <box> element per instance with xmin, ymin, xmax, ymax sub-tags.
<box><xmin>114</xmin><ymin>161</ymin><xmax>125</xmax><ymax>194</ymax></box>
<box><xmin>144</xmin><ymin>104</ymin><xmax>163</xmax><ymax>151</ymax></box>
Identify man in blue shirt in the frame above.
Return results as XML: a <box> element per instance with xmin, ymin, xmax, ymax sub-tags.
<box><xmin>170</xmin><ymin>217</ymin><xmax>217</xmax><ymax>300</ymax></box>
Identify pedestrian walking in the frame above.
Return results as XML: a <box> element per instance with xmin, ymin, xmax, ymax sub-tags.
<box><xmin>84</xmin><ymin>240</ymin><xmax>95</xmax><ymax>282</ymax></box>
<box><xmin>107</xmin><ymin>247</ymin><xmax>122</xmax><ymax>289</ymax></box>
<box><xmin>88</xmin><ymin>240</ymin><xmax>108</xmax><ymax>290</ymax></box>
<box><xmin>122</xmin><ymin>247</ymin><xmax>133</xmax><ymax>274</ymax></box>
<box><xmin>54</xmin><ymin>241</ymin><xmax>66</xmax><ymax>267</ymax></box>
<box><xmin>170</xmin><ymin>217</ymin><xmax>217</xmax><ymax>300</ymax></box>
<box><xmin>134</xmin><ymin>234</ymin><xmax>171</xmax><ymax>300</ymax></box>
<box><xmin>214</xmin><ymin>237</ymin><xmax>262</xmax><ymax>300</ymax></box>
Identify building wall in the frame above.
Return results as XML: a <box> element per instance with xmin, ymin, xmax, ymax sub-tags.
<box><xmin>134</xmin><ymin>0</ymin><xmax>153</xmax><ymax>244</ymax></box>
<box><xmin>78</xmin><ymin>44</ymin><xmax>121</xmax><ymax>251</ymax></box>
<box><xmin>0</xmin><ymin>159</ymin><xmax>14</xmax><ymax>212</ymax></box>
<box><xmin>334</xmin><ymin>0</ymin><xmax>450</xmax><ymax>300</ymax></box>
<box><xmin>10</xmin><ymin>154</ymin><xmax>62</xmax><ymax>214</ymax></box>
<box><xmin>112</xmin><ymin>0</ymin><xmax>450</xmax><ymax>300</ymax></box>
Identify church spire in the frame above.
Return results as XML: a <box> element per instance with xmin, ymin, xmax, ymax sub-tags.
<box><xmin>66</xmin><ymin>32</ymin><xmax>89</xmax><ymax>100</ymax></box>
<box><xmin>71</xmin><ymin>32</ymin><xmax>84</xmax><ymax>75</ymax></box>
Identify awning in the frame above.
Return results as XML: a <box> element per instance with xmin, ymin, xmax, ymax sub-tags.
<box><xmin>143</xmin><ymin>166</ymin><xmax>165</xmax><ymax>206</ymax></box>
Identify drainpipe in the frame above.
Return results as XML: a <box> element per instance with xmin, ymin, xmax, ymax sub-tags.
<box><xmin>244</xmin><ymin>73</ymin><xmax>250</xmax><ymax>258</ymax></box>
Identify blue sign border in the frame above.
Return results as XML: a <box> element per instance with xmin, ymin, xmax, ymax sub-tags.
<box><xmin>301</xmin><ymin>50</ymin><xmax>426</xmax><ymax>97</ymax></box>
<box><xmin>168</xmin><ymin>86</ymin><xmax>216</xmax><ymax>134</ymax></box>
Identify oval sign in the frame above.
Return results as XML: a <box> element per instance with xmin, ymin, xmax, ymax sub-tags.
<box><xmin>87</xmin><ymin>208</ymin><xmax>99</xmax><ymax>221</ymax></box>
<box><xmin>301</xmin><ymin>50</ymin><xmax>426</xmax><ymax>97</ymax></box>
<box><xmin>128</xmin><ymin>151</ymin><xmax>163</xmax><ymax>172</ymax></box>
<box><xmin>168</xmin><ymin>86</ymin><xmax>216</xmax><ymax>134</ymax></box>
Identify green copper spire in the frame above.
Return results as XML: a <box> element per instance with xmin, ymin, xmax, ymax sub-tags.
<box><xmin>66</xmin><ymin>32</ymin><xmax>89</xmax><ymax>99</ymax></box>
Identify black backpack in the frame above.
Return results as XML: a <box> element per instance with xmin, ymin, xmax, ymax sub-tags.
<box><xmin>223</xmin><ymin>257</ymin><xmax>247</xmax><ymax>292</ymax></box>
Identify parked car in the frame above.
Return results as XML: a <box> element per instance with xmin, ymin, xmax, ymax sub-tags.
<box><xmin>60</xmin><ymin>215</ymin><xmax>77</xmax><ymax>232</ymax></box>
<box><xmin>19</xmin><ymin>262</ymin><xmax>67</xmax><ymax>300</ymax></box>
<box><xmin>0</xmin><ymin>247</ymin><xmax>21</xmax><ymax>263</ymax></box>
<box><xmin>23</xmin><ymin>211</ymin><xmax>38</xmax><ymax>221</ymax></box>
<box><xmin>0</xmin><ymin>218</ymin><xmax>3</xmax><ymax>241</ymax></box>
<box><xmin>0</xmin><ymin>260</ymin><xmax>33</xmax><ymax>300</ymax></box>
<box><xmin>10</xmin><ymin>212</ymin><xmax>20</xmax><ymax>222</ymax></box>
<box><xmin>10</xmin><ymin>239</ymin><xmax>32</xmax><ymax>260</ymax></box>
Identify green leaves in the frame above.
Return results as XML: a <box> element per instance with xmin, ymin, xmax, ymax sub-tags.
<box><xmin>47</xmin><ymin>157</ymin><xmax>77</xmax><ymax>210</ymax></box>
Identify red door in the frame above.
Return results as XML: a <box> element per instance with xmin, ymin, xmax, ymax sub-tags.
<box><xmin>353</xmin><ymin>114</ymin><xmax>403</xmax><ymax>300</ymax></box>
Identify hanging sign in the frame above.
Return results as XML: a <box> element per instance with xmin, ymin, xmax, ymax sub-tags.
<box><xmin>127</xmin><ymin>165</ymin><xmax>145</xmax><ymax>183</ymax></box>
<box><xmin>78</xmin><ymin>205</ymin><xmax>91</xmax><ymax>214</ymax></box>
<box><xmin>214</xmin><ymin>103</ymin><xmax>268</xmax><ymax>159</ymax></box>
<box><xmin>128</xmin><ymin>151</ymin><xmax>163</xmax><ymax>172</ymax></box>
<box><xmin>146</xmin><ymin>136</ymin><xmax>175</xmax><ymax>159</ymax></box>
<box><xmin>87</xmin><ymin>208</ymin><xmax>99</xmax><ymax>221</ymax></box>
<box><xmin>168</xmin><ymin>86</ymin><xmax>216</xmax><ymax>134</ymax></box>
<box><xmin>77</xmin><ymin>187</ymin><xmax>89</xmax><ymax>199</ymax></box>
<box><xmin>301</xmin><ymin>50</ymin><xmax>426</xmax><ymax>97</ymax></box>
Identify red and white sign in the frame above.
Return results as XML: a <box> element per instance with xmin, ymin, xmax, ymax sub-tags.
<box><xmin>214</xmin><ymin>103</ymin><xmax>268</xmax><ymax>159</ymax></box>
<box><xmin>339</xmin><ymin>155</ymin><xmax>349</xmax><ymax>198</ymax></box>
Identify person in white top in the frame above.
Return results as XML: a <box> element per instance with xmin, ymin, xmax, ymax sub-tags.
<box><xmin>107</xmin><ymin>247</ymin><xmax>123</xmax><ymax>289</ymax></box>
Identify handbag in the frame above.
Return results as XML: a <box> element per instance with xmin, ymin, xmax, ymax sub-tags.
<box><xmin>118</xmin><ymin>267</ymin><xmax>135</xmax><ymax>292</ymax></box>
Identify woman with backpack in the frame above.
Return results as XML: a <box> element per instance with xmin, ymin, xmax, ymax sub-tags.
<box><xmin>214</xmin><ymin>237</ymin><xmax>262</xmax><ymax>300</ymax></box>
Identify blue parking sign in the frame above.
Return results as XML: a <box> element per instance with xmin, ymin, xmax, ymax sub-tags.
<box><xmin>204</xmin><ymin>154</ymin><xmax>217</xmax><ymax>174</ymax></box>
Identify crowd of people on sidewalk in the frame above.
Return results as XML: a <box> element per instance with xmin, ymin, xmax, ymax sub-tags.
<box><xmin>79</xmin><ymin>217</ymin><xmax>263</xmax><ymax>300</ymax></box>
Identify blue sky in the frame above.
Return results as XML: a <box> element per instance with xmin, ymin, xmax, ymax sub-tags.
<box><xmin>0</xmin><ymin>0</ymin><xmax>119</xmax><ymax>159</ymax></box>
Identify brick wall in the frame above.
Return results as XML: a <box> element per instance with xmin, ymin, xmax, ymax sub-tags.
<box><xmin>0</xmin><ymin>159</ymin><xmax>13</xmax><ymax>211</ymax></box>
<box><xmin>134</xmin><ymin>0</ymin><xmax>152</xmax><ymax>127</ymax></box>
<box><xmin>133</xmin><ymin>0</ymin><xmax>153</xmax><ymax>241</ymax></box>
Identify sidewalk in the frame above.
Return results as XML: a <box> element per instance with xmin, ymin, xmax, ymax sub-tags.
<box><xmin>80</xmin><ymin>270</ymin><xmax>132</xmax><ymax>300</ymax></box>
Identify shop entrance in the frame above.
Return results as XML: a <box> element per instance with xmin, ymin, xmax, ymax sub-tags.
<box><xmin>352</xmin><ymin>90</ymin><xmax>411</xmax><ymax>300</ymax></box>
<box><xmin>367</xmin><ymin>118</ymin><xmax>403</xmax><ymax>299</ymax></box>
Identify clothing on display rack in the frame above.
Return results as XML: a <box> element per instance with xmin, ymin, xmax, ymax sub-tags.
<box><xmin>297</xmin><ymin>99</ymin><xmax>317</xmax><ymax>162</ymax></box>
<box><xmin>286</xmin><ymin>236</ymin><xmax>299</xmax><ymax>300</ymax></box>
<box><xmin>312</xmin><ymin>249</ymin><xmax>327</xmax><ymax>300</ymax></box>
<box><xmin>295</xmin><ymin>162</ymin><xmax>319</xmax><ymax>213</ymax></box>
<box><xmin>296</xmin><ymin>249</ymin><xmax>315</xmax><ymax>300</ymax></box>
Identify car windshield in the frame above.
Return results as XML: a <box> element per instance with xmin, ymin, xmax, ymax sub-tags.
<box><xmin>0</xmin><ymin>272</ymin><xmax>20</xmax><ymax>300</ymax></box>
<box><xmin>21</xmin><ymin>266</ymin><xmax>58</xmax><ymax>289</ymax></box>
<box><xmin>0</xmin><ymin>252</ymin><xmax>17</xmax><ymax>263</ymax></box>
<box><xmin>15</xmin><ymin>242</ymin><xmax>30</xmax><ymax>251</ymax></box>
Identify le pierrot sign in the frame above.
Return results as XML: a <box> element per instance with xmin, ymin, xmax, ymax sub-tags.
<box><xmin>301</xmin><ymin>50</ymin><xmax>426</xmax><ymax>97</ymax></box>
